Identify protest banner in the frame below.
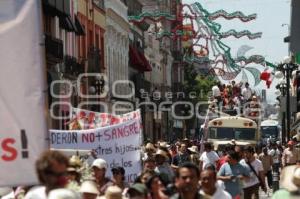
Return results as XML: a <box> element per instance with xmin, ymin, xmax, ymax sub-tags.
<box><xmin>0</xmin><ymin>0</ymin><xmax>47</xmax><ymax>186</ymax></box>
<box><xmin>50</xmin><ymin>119</ymin><xmax>142</xmax><ymax>183</ymax></box>
<box><xmin>69</xmin><ymin>108</ymin><xmax>141</xmax><ymax>130</ymax></box>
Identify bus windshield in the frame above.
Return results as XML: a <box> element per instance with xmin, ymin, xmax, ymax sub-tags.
<box><xmin>209</xmin><ymin>127</ymin><xmax>256</xmax><ymax>140</ymax></box>
<box><xmin>261</xmin><ymin>126</ymin><xmax>278</xmax><ymax>138</ymax></box>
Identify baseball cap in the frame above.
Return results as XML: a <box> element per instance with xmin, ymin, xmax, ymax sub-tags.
<box><xmin>92</xmin><ymin>158</ymin><xmax>107</xmax><ymax>169</ymax></box>
<box><xmin>127</xmin><ymin>183</ymin><xmax>148</xmax><ymax>196</ymax></box>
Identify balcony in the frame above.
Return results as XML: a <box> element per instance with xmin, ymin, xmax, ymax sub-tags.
<box><xmin>93</xmin><ymin>0</ymin><xmax>105</xmax><ymax>10</ymax></box>
<box><xmin>105</xmin><ymin>0</ymin><xmax>128</xmax><ymax>22</ymax></box>
<box><xmin>134</xmin><ymin>75</ymin><xmax>152</xmax><ymax>98</ymax></box>
<box><xmin>172</xmin><ymin>82</ymin><xmax>184</xmax><ymax>93</ymax></box>
<box><xmin>87</xmin><ymin>47</ymin><xmax>101</xmax><ymax>73</ymax></box>
<box><xmin>45</xmin><ymin>34</ymin><xmax>63</xmax><ymax>65</ymax></box>
<box><xmin>172</xmin><ymin>51</ymin><xmax>182</xmax><ymax>62</ymax></box>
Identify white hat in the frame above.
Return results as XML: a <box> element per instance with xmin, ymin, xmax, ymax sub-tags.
<box><xmin>48</xmin><ymin>188</ymin><xmax>80</xmax><ymax>199</ymax></box>
<box><xmin>280</xmin><ymin>165</ymin><xmax>300</xmax><ymax>192</ymax></box>
<box><xmin>80</xmin><ymin>180</ymin><xmax>99</xmax><ymax>195</ymax></box>
<box><xmin>188</xmin><ymin>146</ymin><xmax>199</xmax><ymax>153</ymax></box>
<box><xmin>99</xmin><ymin>186</ymin><xmax>125</xmax><ymax>199</ymax></box>
<box><xmin>155</xmin><ymin>149</ymin><xmax>169</xmax><ymax>159</ymax></box>
<box><xmin>0</xmin><ymin>187</ymin><xmax>13</xmax><ymax>196</ymax></box>
<box><xmin>145</xmin><ymin>143</ymin><xmax>156</xmax><ymax>151</ymax></box>
<box><xmin>92</xmin><ymin>158</ymin><xmax>107</xmax><ymax>169</ymax></box>
<box><xmin>159</xmin><ymin>142</ymin><xmax>170</xmax><ymax>148</ymax></box>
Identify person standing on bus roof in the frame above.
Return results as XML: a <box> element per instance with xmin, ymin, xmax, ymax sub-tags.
<box><xmin>241</xmin><ymin>82</ymin><xmax>252</xmax><ymax>102</ymax></box>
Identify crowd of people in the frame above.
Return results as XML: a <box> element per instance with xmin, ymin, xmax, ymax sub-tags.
<box><xmin>210</xmin><ymin>81</ymin><xmax>260</xmax><ymax>118</ymax></box>
<box><xmin>1</xmin><ymin>138</ymin><xmax>300</xmax><ymax>199</ymax></box>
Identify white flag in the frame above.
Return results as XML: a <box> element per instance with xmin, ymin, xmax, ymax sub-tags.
<box><xmin>0</xmin><ymin>0</ymin><xmax>47</xmax><ymax>186</ymax></box>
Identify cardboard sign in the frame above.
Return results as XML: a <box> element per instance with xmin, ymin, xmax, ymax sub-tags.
<box><xmin>50</xmin><ymin>119</ymin><xmax>142</xmax><ymax>183</ymax></box>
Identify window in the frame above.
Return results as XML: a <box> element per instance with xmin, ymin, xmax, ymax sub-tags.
<box><xmin>93</xmin><ymin>0</ymin><xmax>105</xmax><ymax>9</ymax></box>
<box><xmin>96</xmin><ymin>33</ymin><xmax>99</xmax><ymax>49</ymax></box>
<box><xmin>81</xmin><ymin>25</ymin><xmax>86</xmax><ymax>57</ymax></box>
<box><xmin>89</xmin><ymin>30</ymin><xmax>93</xmax><ymax>48</ymax></box>
<box><xmin>208</xmin><ymin>127</ymin><xmax>256</xmax><ymax>140</ymax></box>
<box><xmin>101</xmin><ymin>36</ymin><xmax>105</xmax><ymax>68</ymax></box>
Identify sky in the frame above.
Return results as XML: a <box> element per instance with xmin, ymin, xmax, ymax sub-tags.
<box><xmin>183</xmin><ymin>0</ymin><xmax>291</xmax><ymax>103</ymax></box>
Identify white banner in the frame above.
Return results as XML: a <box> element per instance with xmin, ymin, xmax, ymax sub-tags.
<box><xmin>0</xmin><ymin>0</ymin><xmax>47</xmax><ymax>186</ymax></box>
<box><xmin>50</xmin><ymin>119</ymin><xmax>142</xmax><ymax>183</ymax></box>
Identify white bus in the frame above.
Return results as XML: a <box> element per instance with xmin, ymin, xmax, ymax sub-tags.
<box><xmin>207</xmin><ymin>116</ymin><xmax>259</xmax><ymax>150</ymax></box>
<box><xmin>260</xmin><ymin>119</ymin><xmax>281</xmax><ymax>143</ymax></box>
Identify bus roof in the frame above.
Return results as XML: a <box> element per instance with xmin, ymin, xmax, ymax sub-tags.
<box><xmin>208</xmin><ymin>116</ymin><xmax>257</xmax><ymax>128</ymax></box>
<box><xmin>261</xmin><ymin>119</ymin><xmax>279</xmax><ymax>126</ymax></box>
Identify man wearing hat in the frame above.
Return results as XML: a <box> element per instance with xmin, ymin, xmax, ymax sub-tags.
<box><xmin>272</xmin><ymin>165</ymin><xmax>300</xmax><ymax>198</ymax></box>
<box><xmin>92</xmin><ymin>158</ymin><xmax>113</xmax><ymax>195</ymax></box>
<box><xmin>154</xmin><ymin>149</ymin><xmax>174</xmax><ymax>183</ymax></box>
<box><xmin>48</xmin><ymin>188</ymin><xmax>80</xmax><ymax>199</ymax></box>
<box><xmin>126</xmin><ymin>183</ymin><xmax>148</xmax><ymax>199</ymax></box>
<box><xmin>142</xmin><ymin>143</ymin><xmax>156</xmax><ymax>162</ymax></box>
<box><xmin>80</xmin><ymin>180</ymin><xmax>100</xmax><ymax>199</ymax></box>
<box><xmin>172</xmin><ymin>143</ymin><xmax>191</xmax><ymax>168</ymax></box>
<box><xmin>282</xmin><ymin>141</ymin><xmax>299</xmax><ymax>167</ymax></box>
<box><xmin>188</xmin><ymin>146</ymin><xmax>200</xmax><ymax>166</ymax></box>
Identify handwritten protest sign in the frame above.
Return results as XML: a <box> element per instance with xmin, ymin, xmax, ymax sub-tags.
<box><xmin>50</xmin><ymin>119</ymin><xmax>142</xmax><ymax>183</ymax></box>
<box><xmin>0</xmin><ymin>0</ymin><xmax>47</xmax><ymax>186</ymax></box>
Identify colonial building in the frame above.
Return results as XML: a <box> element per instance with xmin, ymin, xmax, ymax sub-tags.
<box><xmin>43</xmin><ymin>0</ymin><xmax>85</xmax><ymax>129</ymax></box>
<box><xmin>105</xmin><ymin>0</ymin><xmax>130</xmax><ymax>113</ymax></box>
<box><xmin>77</xmin><ymin>0</ymin><xmax>106</xmax><ymax>112</ymax></box>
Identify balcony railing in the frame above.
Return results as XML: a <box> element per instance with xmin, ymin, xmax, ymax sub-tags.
<box><xmin>172</xmin><ymin>82</ymin><xmax>184</xmax><ymax>93</ymax></box>
<box><xmin>45</xmin><ymin>34</ymin><xmax>63</xmax><ymax>65</ymax></box>
<box><xmin>105</xmin><ymin>0</ymin><xmax>128</xmax><ymax>22</ymax></box>
<box><xmin>87</xmin><ymin>46</ymin><xmax>101</xmax><ymax>73</ymax></box>
<box><xmin>134</xmin><ymin>75</ymin><xmax>151</xmax><ymax>98</ymax></box>
<box><xmin>93</xmin><ymin>0</ymin><xmax>105</xmax><ymax>10</ymax></box>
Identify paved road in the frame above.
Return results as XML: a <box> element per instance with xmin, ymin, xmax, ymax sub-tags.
<box><xmin>260</xmin><ymin>189</ymin><xmax>273</xmax><ymax>199</ymax></box>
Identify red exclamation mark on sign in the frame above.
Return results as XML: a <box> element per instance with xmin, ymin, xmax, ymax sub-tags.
<box><xmin>21</xmin><ymin>129</ymin><xmax>29</xmax><ymax>158</ymax></box>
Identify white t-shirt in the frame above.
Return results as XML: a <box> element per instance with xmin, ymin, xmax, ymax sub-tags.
<box><xmin>216</xmin><ymin>180</ymin><xmax>225</xmax><ymax>190</ymax></box>
<box><xmin>24</xmin><ymin>186</ymin><xmax>47</xmax><ymax>199</ymax></box>
<box><xmin>200</xmin><ymin>185</ymin><xmax>232</xmax><ymax>199</ymax></box>
<box><xmin>268</xmin><ymin>148</ymin><xmax>281</xmax><ymax>163</ymax></box>
<box><xmin>240</xmin><ymin>159</ymin><xmax>264</xmax><ymax>188</ymax></box>
<box><xmin>199</xmin><ymin>151</ymin><xmax>220</xmax><ymax>169</ymax></box>
<box><xmin>241</xmin><ymin>88</ymin><xmax>252</xmax><ymax>100</ymax></box>
<box><xmin>212</xmin><ymin>86</ymin><xmax>221</xmax><ymax>97</ymax></box>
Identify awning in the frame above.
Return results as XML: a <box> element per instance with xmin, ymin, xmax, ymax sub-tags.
<box><xmin>129</xmin><ymin>45</ymin><xmax>152</xmax><ymax>72</ymax></box>
<box><xmin>291</xmin><ymin>118</ymin><xmax>300</xmax><ymax>131</ymax></box>
<box><xmin>138</xmin><ymin>51</ymin><xmax>152</xmax><ymax>71</ymax></box>
<box><xmin>59</xmin><ymin>15</ymin><xmax>77</xmax><ymax>32</ymax></box>
<box><xmin>74</xmin><ymin>15</ymin><xmax>85</xmax><ymax>36</ymax></box>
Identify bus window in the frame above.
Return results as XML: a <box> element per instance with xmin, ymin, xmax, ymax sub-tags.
<box><xmin>209</xmin><ymin>127</ymin><xmax>256</xmax><ymax>140</ymax></box>
<box><xmin>209</xmin><ymin>128</ymin><xmax>217</xmax><ymax>139</ymax></box>
<box><xmin>261</xmin><ymin>126</ymin><xmax>278</xmax><ymax>138</ymax></box>
<box><xmin>235</xmin><ymin>128</ymin><xmax>256</xmax><ymax>140</ymax></box>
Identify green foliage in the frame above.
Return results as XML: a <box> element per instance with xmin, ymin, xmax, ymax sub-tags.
<box><xmin>183</xmin><ymin>64</ymin><xmax>217</xmax><ymax>102</ymax></box>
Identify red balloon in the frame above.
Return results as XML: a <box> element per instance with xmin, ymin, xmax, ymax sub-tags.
<box><xmin>260</xmin><ymin>71</ymin><xmax>270</xmax><ymax>81</ymax></box>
